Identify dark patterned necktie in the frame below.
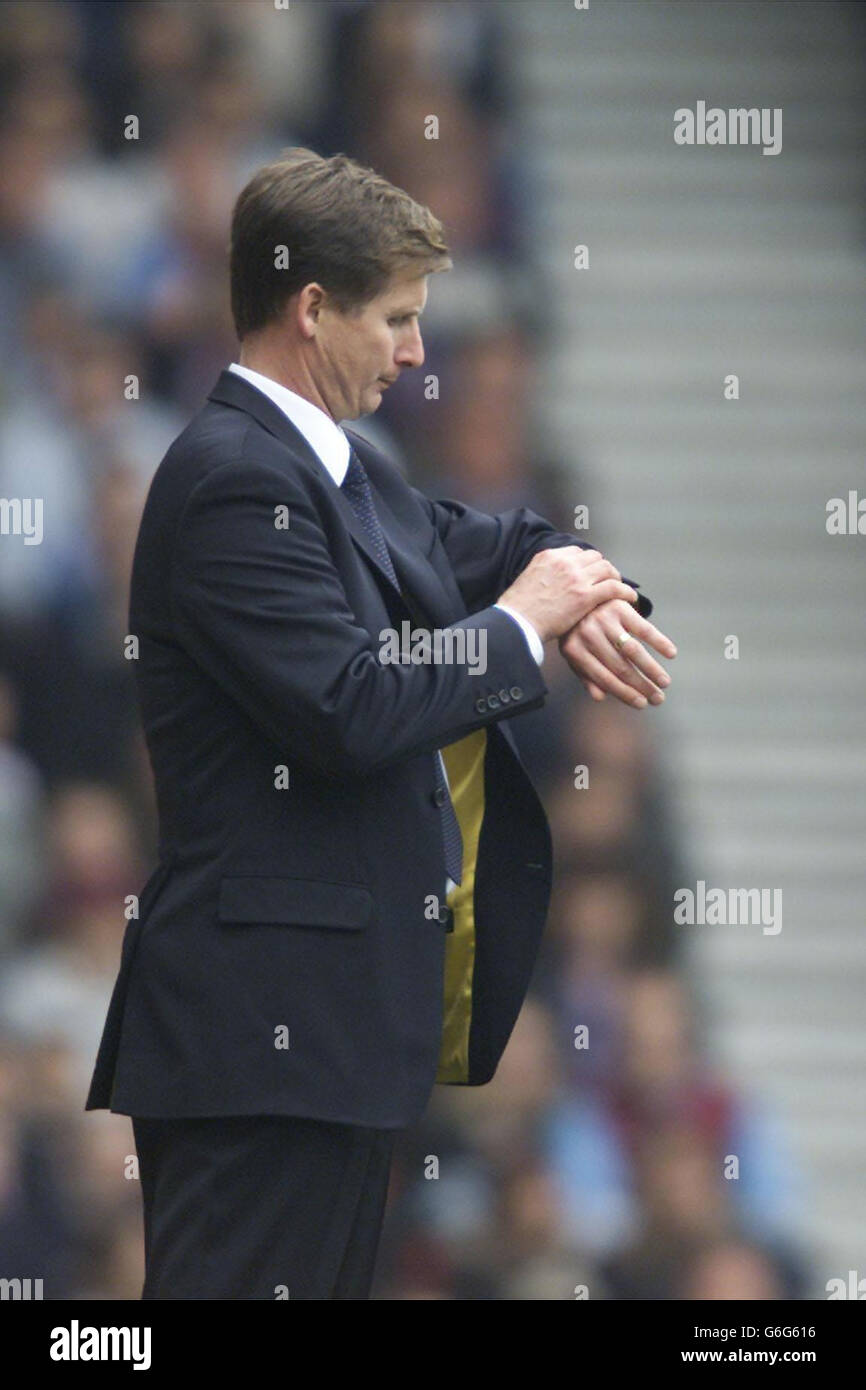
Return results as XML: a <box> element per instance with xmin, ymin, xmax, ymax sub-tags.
<box><xmin>341</xmin><ymin>446</ymin><xmax>463</xmax><ymax>886</ymax></box>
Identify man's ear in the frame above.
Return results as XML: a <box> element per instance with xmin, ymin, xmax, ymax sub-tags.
<box><xmin>296</xmin><ymin>284</ymin><xmax>325</xmax><ymax>337</ymax></box>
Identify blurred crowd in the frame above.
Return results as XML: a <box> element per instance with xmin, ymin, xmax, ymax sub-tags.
<box><xmin>0</xmin><ymin>1</ymin><xmax>808</xmax><ymax>1299</ymax></box>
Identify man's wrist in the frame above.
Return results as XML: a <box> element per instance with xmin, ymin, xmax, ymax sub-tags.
<box><xmin>493</xmin><ymin>602</ymin><xmax>544</xmax><ymax>665</ymax></box>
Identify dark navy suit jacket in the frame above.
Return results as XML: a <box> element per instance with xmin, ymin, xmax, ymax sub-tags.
<box><xmin>86</xmin><ymin>369</ymin><xmax>652</xmax><ymax>1127</ymax></box>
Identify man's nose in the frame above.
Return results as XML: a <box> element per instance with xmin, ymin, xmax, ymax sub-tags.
<box><xmin>396</xmin><ymin>323</ymin><xmax>424</xmax><ymax>369</ymax></box>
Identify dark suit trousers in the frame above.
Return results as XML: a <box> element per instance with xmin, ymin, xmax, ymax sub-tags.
<box><xmin>132</xmin><ymin>1114</ymin><xmax>398</xmax><ymax>1299</ymax></box>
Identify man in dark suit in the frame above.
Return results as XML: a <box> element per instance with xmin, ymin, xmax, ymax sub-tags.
<box><xmin>86</xmin><ymin>149</ymin><xmax>675</xmax><ymax>1299</ymax></box>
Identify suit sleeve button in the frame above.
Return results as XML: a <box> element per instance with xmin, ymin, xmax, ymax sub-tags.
<box><xmin>498</xmin><ymin>688</ymin><xmax>511</xmax><ymax>704</ymax></box>
<box><xmin>487</xmin><ymin>694</ymin><xmax>500</xmax><ymax>710</ymax></box>
<box><xmin>474</xmin><ymin>697</ymin><xmax>487</xmax><ymax>713</ymax></box>
<box><xmin>509</xmin><ymin>685</ymin><xmax>523</xmax><ymax>700</ymax></box>
<box><xmin>433</xmin><ymin>786</ymin><xmax>447</xmax><ymax>807</ymax></box>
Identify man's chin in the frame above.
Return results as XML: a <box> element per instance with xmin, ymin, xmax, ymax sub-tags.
<box><xmin>355</xmin><ymin>385</ymin><xmax>385</xmax><ymax>418</ymax></box>
<box><xmin>339</xmin><ymin>384</ymin><xmax>387</xmax><ymax>422</ymax></box>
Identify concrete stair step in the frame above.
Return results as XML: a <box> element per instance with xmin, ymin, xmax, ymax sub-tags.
<box><xmin>530</xmin><ymin>148</ymin><xmax>866</xmax><ymax>200</ymax></box>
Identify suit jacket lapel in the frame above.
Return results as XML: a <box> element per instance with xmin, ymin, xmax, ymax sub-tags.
<box><xmin>207</xmin><ymin>372</ymin><xmax>390</xmax><ymax>591</ymax></box>
<box><xmin>208</xmin><ymin>370</ymin><xmax>464</xmax><ymax>630</ymax></box>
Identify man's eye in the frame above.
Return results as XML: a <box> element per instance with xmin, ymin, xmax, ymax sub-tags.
<box><xmin>389</xmin><ymin>316</ymin><xmax>408</xmax><ymax>326</ymax></box>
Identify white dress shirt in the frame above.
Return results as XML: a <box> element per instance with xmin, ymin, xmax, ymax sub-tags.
<box><xmin>227</xmin><ymin>361</ymin><xmax>544</xmax><ymax>896</ymax></box>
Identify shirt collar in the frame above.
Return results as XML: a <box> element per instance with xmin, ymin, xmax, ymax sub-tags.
<box><xmin>227</xmin><ymin>362</ymin><xmax>350</xmax><ymax>486</ymax></box>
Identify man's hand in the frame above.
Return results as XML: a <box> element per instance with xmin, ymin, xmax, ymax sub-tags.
<box><xmin>558</xmin><ymin>598</ymin><xmax>677</xmax><ymax>708</ymax></box>
<box><xmin>497</xmin><ymin>547</ymin><xmax>639</xmax><ymax>642</ymax></box>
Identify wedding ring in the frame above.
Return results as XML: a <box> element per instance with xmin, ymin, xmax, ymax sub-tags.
<box><xmin>615</xmin><ymin>629</ymin><xmax>635</xmax><ymax>651</ymax></box>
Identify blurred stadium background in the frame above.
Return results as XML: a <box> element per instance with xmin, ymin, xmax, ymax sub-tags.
<box><xmin>0</xmin><ymin>0</ymin><xmax>864</xmax><ymax>1300</ymax></box>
